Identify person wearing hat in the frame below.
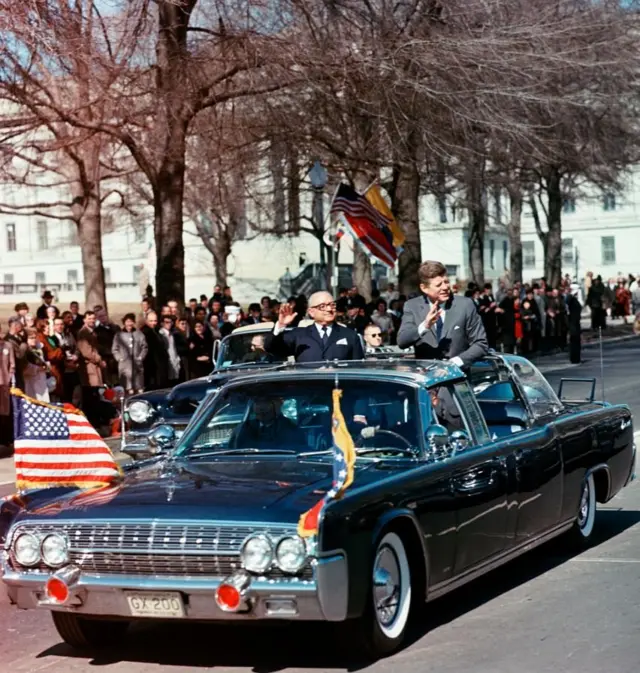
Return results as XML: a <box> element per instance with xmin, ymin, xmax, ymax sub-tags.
<box><xmin>36</xmin><ymin>290</ymin><xmax>57</xmax><ymax>321</ymax></box>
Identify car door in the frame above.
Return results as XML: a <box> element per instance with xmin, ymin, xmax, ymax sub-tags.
<box><xmin>444</xmin><ymin>381</ymin><xmax>516</xmax><ymax>574</ymax></box>
<box><xmin>504</xmin><ymin>357</ymin><xmax>564</xmax><ymax>543</ymax></box>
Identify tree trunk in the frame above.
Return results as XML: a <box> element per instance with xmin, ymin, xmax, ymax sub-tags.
<box><xmin>392</xmin><ymin>162</ymin><xmax>421</xmax><ymax>296</ymax></box>
<box><xmin>507</xmin><ymin>185</ymin><xmax>523</xmax><ymax>284</ymax></box>
<box><xmin>77</xmin><ymin>191</ymin><xmax>107</xmax><ymax>311</ymax></box>
<box><xmin>152</xmin><ymin>0</ymin><xmax>197</xmax><ymax>308</ymax></box>
<box><xmin>211</xmin><ymin>232</ymin><xmax>231</xmax><ymax>287</ymax></box>
<box><xmin>154</xmin><ymin>147</ymin><xmax>187</xmax><ymax>307</ymax></box>
<box><xmin>353</xmin><ymin>245</ymin><xmax>372</xmax><ymax>302</ymax></box>
<box><xmin>467</xmin><ymin>164</ymin><xmax>486</xmax><ymax>286</ymax></box>
<box><xmin>544</xmin><ymin>168</ymin><xmax>563</xmax><ymax>288</ymax></box>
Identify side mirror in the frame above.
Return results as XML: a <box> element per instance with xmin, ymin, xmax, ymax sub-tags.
<box><xmin>425</xmin><ymin>424</ymin><xmax>450</xmax><ymax>458</ymax></box>
<box><xmin>450</xmin><ymin>429</ymin><xmax>471</xmax><ymax>454</ymax></box>
<box><xmin>148</xmin><ymin>425</ymin><xmax>176</xmax><ymax>454</ymax></box>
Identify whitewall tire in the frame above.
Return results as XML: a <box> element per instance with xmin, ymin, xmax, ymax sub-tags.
<box><xmin>347</xmin><ymin>530</ymin><xmax>413</xmax><ymax>658</ymax></box>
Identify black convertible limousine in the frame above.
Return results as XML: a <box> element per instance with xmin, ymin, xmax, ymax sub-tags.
<box><xmin>1</xmin><ymin>355</ymin><xmax>635</xmax><ymax>658</ymax></box>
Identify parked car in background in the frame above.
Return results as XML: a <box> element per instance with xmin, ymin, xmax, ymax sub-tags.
<box><xmin>119</xmin><ymin>322</ymin><xmax>289</xmax><ymax>457</ymax></box>
<box><xmin>2</xmin><ymin>356</ymin><xmax>634</xmax><ymax>658</ymax></box>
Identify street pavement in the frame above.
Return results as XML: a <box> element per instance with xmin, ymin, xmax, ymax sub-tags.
<box><xmin>0</xmin><ymin>337</ymin><xmax>639</xmax><ymax>673</ymax></box>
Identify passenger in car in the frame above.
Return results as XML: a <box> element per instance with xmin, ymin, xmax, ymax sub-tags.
<box><xmin>430</xmin><ymin>386</ymin><xmax>464</xmax><ymax>433</ymax></box>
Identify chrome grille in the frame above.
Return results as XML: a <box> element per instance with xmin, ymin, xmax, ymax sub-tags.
<box><xmin>9</xmin><ymin>521</ymin><xmax>312</xmax><ymax>579</ymax></box>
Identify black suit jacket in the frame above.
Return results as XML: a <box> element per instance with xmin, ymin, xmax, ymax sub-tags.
<box><xmin>265</xmin><ymin>323</ymin><xmax>364</xmax><ymax>363</ymax></box>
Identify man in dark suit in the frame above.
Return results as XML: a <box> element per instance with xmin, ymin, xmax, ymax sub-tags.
<box><xmin>397</xmin><ymin>260</ymin><xmax>488</xmax><ymax>368</ymax></box>
<box><xmin>265</xmin><ymin>291</ymin><xmax>364</xmax><ymax>362</ymax></box>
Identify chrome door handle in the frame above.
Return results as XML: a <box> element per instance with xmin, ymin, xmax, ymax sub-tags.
<box><xmin>621</xmin><ymin>419</ymin><xmax>632</xmax><ymax>430</ymax></box>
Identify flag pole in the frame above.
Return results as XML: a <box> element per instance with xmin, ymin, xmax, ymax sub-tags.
<box><xmin>120</xmin><ymin>391</ymin><xmax>127</xmax><ymax>455</ymax></box>
<box><xmin>324</xmin><ymin>182</ymin><xmax>342</xmax><ymax>297</ymax></box>
<box><xmin>358</xmin><ymin>177</ymin><xmax>379</xmax><ymax>196</ymax></box>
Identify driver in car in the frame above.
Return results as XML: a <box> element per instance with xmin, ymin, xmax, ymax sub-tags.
<box><xmin>233</xmin><ymin>397</ymin><xmax>299</xmax><ymax>449</ymax></box>
<box><xmin>241</xmin><ymin>335</ymin><xmax>271</xmax><ymax>363</ymax></box>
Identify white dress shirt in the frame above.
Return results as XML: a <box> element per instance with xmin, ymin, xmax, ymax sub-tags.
<box><xmin>273</xmin><ymin>322</ymin><xmax>332</xmax><ymax>338</ymax></box>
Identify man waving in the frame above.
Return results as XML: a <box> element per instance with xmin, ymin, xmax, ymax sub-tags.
<box><xmin>265</xmin><ymin>291</ymin><xmax>364</xmax><ymax>362</ymax></box>
<box><xmin>397</xmin><ymin>261</ymin><xmax>488</xmax><ymax>368</ymax></box>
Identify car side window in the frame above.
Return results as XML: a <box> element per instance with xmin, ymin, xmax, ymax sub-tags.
<box><xmin>452</xmin><ymin>381</ymin><xmax>491</xmax><ymax>445</ymax></box>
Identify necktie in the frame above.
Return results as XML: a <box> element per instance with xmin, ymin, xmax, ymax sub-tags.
<box><xmin>436</xmin><ymin>314</ymin><xmax>444</xmax><ymax>342</ymax></box>
<box><xmin>321</xmin><ymin>326</ymin><xmax>329</xmax><ymax>347</ymax></box>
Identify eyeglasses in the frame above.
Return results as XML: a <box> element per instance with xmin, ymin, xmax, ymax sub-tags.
<box><xmin>369</xmin><ymin>333</ymin><xmax>382</xmax><ymax>338</ymax></box>
<box><xmin>309</xmin><ymin>301</ymin><xmax>337</xmax><ymax>311</ymax></box>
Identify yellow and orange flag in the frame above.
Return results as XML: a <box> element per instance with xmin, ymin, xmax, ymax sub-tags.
<box><xmin>365</xmin><ymin>184</ymin><xmax>406</xmax><ymax>249</ymax></box>
<box><xmin>297</xmin><ymin>389</ymin><xmax>356</xmax><ymax>538</ymax></box>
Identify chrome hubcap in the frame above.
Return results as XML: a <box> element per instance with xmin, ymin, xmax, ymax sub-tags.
<box><xmin>373</xmin><ymin>545</ymin><xmax>401</xmax><ymax>627</ymax></box>
<box><xmin>577</xmin><ymin>481</ymin><xmax>590</xmax><ymax>527</ymax></box>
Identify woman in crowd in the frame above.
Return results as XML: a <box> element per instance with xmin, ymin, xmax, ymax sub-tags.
<box><xmin>112</xmin><ymin>313</ymin><xmax>148</xmax><ymax>395</ymax></box>
<box><xmin>188</xmin><ymin>321</ymin><xmax>214</xmax><ymax>379</ymax></box>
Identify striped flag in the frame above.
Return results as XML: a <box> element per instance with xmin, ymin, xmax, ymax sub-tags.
<box><xmin>330</xmin><ymin>183</ymin><xmax>397</xmax><ymax>268</ymax></box>
<box><xmin>364</xmin><ymin>184</ymin><xmax>405</xmax><ymax>250</ymax></box>
<box><xmin>11</xmin><ymin>389</ymin><xmax>122</xmax><ymax>491</ymax></box>
<box><xmin>298</xmin><ymin>388</ymin><xmax>356</xmax><ymax>538</ymax></box>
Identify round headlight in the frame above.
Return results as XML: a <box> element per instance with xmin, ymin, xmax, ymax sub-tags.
<box><xmin>41</xmin><ymin>534</ymin><xmax>69</xmax><ymax>568</ymax></box>
<box><xmin>275</xmin><ymin>536</ymin><xmax>307</xmax><ymax>573</ymax></box>
<box><xmin>13</xmin><ymin>533</ymin><xmax>41</xmax><ymax>567</ymax></box>
<box><xmin>240</xmin><ymin>534</ymin><xmax>274</xmax><ymax>573</ymax></box>
<box><xmin>127</xmin><ymin>400</ymin><xmax>153</xmax><ymax>424</ymax></box>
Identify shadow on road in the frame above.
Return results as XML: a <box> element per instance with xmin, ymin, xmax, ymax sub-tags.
<box><xmin>35</xmin><ymin>509</ymin><xmax>640</xmax><ymax>671</ymax></box>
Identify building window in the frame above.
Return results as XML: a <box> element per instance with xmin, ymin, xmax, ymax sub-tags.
<box><xmin>35</xmin><ymin>272</ymin><xmax>46</xmax><ymax>286</ymax></box>
<box><xmin>133</xmin><ymin>265</ymin><xmax>143</xmax><ymax>283</ymax></box>
<box><xmin>603</xmin><ymin>192</ymin><xmax>616</xmax><ymax>211</ymax></box>
<box><xmin>67</xmin><ymin>270</ymin><xmax>78</xmax><ymax>286</ymax></box>
<box><xmin>562</xmin><ymin>238</ymin><xmax>574</xmax><ymax>265</ymax></box>
<box><xmin>489</xmin><ymin>239</ymin><xmax>495</xmax><ymax>269</ymax></box>
<box><xmin>437</xmin><ymin>195</ymin><xmax>447</xmax><ymax>224</ymax></box>
<box><xmin>562</xmin><ymin>198</ymin><xmax>576</xmax><ymax>214</ymax></box>
<box><xmin>445</xmin><ymin>265</ymin><xmax>458</xmax><ymax>277</ymax></box>
<box><xmin>523</xmin><ymin>241</ymin><xmax>535</xmax><ymax>268</ymax></box>
<box><xmin>37</xmin><ymin>220</ymin><xmax>49</xmax><ymax>251</ymax></box>
<box><xmin>68</xmin><ymin>223</ymin><xmax>79</xmax><ymax>246</ymax></box>
<box><xmin>493</xmin><ymin>187</ymin><xmax>502</xmax><ymax>225</ymax></box>
<box><xmin>104</xmin><ymin>267</ymin><xmax>112</xmax><ymax>284</ymax></box>
<box><xmin>6</xmin><ymin>223</ymin><xmax>16</xmax><ymax>251</ymax></box>
<box><xmin>502</xmin><ymin>240</ymin><xmax>508</xmax><ymax>269</ymax></box>
<box><xmin>601</xmin><ymin>236</ymin><xmax>616</xmax><ymax>265</ymax></box>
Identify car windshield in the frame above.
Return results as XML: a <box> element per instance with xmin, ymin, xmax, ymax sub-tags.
<box><xmin>217</xmin><ymin>331</ymin><xmax>286</xmax><ymax>368</ymax></box>
<box><xmin>505</xmin><ymin>355</ymin><xmax>563</xmax><ymax>416</ymax></box>
<box><xmin>177</xmin><ymin>378</ymin><xmax>421</xmax><ymax>459</ymax></box>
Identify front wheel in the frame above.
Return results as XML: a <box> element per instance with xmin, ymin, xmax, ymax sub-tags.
<box><xmin>347</xmin><ymin>531</ymin><xmax>413</xmax><ymax>659</ymax></box>
<box><xmin>52</xmin><ymin>612</ymin><xmax>129</xmax><ymax>650</ymax></box>
<box><xmin>565</xmin><ymin>473</ymin><xmax>597</xmax><ymax>547</ymax></box>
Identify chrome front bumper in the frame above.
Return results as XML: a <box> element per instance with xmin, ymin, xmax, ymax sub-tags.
<box><xmin>2</xmin><ymin>553</ymin><xmax>348</xmax><ymax>622</ymax></box>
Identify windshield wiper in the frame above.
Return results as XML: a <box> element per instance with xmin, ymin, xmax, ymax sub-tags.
<box><xmin>183</xmin><ymin>448</ymin><xmax>297</xmax><ymax>459</ymax></box>
<box><xmin>297</xmin><ymin>449</ymin><xmax>333</xmax><ymax>458</ymax></box>
<box><xmin>355</xmin><ymin>447</ymin><xmax>417</xmax><ymax>458</ymax></box>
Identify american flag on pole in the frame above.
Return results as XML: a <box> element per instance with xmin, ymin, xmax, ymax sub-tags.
<box><xmin>330</xmin><ymin>183</ymin><xmax>398</xmax><ymax>268</ymax></box>
<box><xmin>297</xmin><ymin>388</ymin><xmax>356</xmax><ymax>538</ymax></box>
<box><xmin>11</xmin><ymin>389</ymin><xmax>122</xmax><ymax>491</ymax></box>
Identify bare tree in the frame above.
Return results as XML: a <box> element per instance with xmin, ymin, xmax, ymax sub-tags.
<box><xmin>0</xmin><ymin>0</ymin><xmax>142</xmax><ymax>308</ymax></box>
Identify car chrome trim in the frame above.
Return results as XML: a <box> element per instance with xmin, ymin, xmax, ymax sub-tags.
<box><xmin>315</xmin><ymin>553</ymin><xmax>348</xmax><ymax>621</ymax></box>
<box><xmin>427</xmin><ymin>519</ymin><xmax>574</xmax><ymax>602</ymax></box>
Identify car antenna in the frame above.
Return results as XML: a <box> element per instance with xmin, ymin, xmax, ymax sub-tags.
<box><xmin>599</xmin><ymin>326</ymin><xmax>606</xmax><ymax>402</ymax></box>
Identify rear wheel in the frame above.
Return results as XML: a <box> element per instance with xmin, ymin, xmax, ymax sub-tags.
<box><xmin>347</xmin><ymin>531</ymin><xmax>413</xmax><ymax>659</ymax></box>
<box><xmin>566</xmin><ymin>473</ymin><xmax>597</xmax><ymax>547</ymax></box>
<box><xmin>51</xmin><ymin>612</ymin><xmax>129</xmax><ymax>650</ymax></box>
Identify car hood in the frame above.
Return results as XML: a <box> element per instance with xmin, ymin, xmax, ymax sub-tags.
<box><xmin>14</xmin><ymin>458</ymin><xmax>399</xmax><ymax>526</ymax></box>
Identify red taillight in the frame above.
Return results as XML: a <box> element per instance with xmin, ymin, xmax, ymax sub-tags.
<box><xmin>45</xmin><ymin>577</ymin><xmax>69</xmax><ymax>604</ymax></box>
<box><xmin>215</xmin><ymin>583</ymin><xmax>241</xmax><ymax>611</ymax></box>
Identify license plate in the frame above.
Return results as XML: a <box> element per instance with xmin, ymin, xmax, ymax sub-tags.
<box><xmin>124</xmin><ymin>591</ymin><xmax>185</xmax><ymax>618</ymax></box>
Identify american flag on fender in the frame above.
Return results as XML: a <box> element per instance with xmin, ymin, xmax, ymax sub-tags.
<box><xmin>330</xmin><ymin>183</ymin><xmax>397</xmax><ymax>268</ymax></box>
<box><xmin>11</xmin><ymin>389</ymin><xmax>122</xmax><ymax>492</ymax></box>
<box><xmin>298</xmin><ymin>388</ymin><xmax>356</xmax><ymax>538</ymax></box>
